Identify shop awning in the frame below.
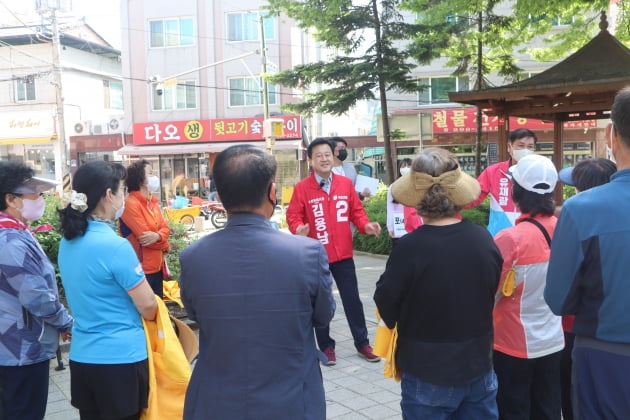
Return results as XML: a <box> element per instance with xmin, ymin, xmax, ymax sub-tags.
<box><xmin>117</xmin><ymin>140</ymin><xmax>304</xmax><ymax>156</ymax></box>
<box><xmin>0</xmin><ymin>137</ymin><xmax>54</xmax><ymax>145</ymax></box>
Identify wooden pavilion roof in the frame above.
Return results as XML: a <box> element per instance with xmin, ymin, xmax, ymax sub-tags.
<box><xmin>449</xmin><ymin>13</ymin><xmax>630</xmax><ymax>122</ymax></box>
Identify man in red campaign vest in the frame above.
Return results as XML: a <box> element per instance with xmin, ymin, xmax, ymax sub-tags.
<box><xmin>287</xmin><ymin>138</ymin><xmax>382</xmax><ymax>366</ymax></box>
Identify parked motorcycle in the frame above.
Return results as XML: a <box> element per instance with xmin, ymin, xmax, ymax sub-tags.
<box><xmin>200</xmin><ymin>200</ymin><xmax>227</xmax><ymax>229</ymax></box>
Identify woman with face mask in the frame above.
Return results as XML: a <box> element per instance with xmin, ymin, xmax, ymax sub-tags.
<box><xmin>0</xmin><ymin>161</ymin><xmax>74</xmax><ymax>420</ymax></box>
<box><xmin>119</xmin><ymin>160</ymin><xmax>171</xmax><ymax>298</ymax></box>
<box><xmin>58</xmin><ymin>160</ymin><xmax>157</xmax><ymax>420</ymax></box>
<box><xmin>386</xmin><ymin>159</ymin><xmax>423</xmax><ymax>248</ymax></box>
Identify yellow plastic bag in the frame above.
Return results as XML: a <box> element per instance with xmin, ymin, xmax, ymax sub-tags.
<box><xmin>374</xmin><ymin>309</ymin><xmax>401</xmax><ymax>382</ymax></box>
<box><xmin>141</xmin><ymin>297</ymin><xmax>192</xmax><ymax>420</ymax></box>
<box><xmin>163</xmin><ymin>280</ymin><xmax>184</xmax><ymax>308</ymax></box>
<box><xmin>502</xmin><ymin>267</ymin><xmax>517</xmax><ymax>297</ymax></box>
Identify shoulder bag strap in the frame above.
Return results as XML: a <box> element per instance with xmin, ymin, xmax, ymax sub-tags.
<box><xmin>521</xmin><ymin>217</ymin><xmax>552</xmax><ymax>246</ymax></box>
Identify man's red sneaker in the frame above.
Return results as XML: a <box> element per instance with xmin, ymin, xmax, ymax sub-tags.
<box><xmin>322</xmin><ymin>347</ymin><xmax>336</xmax><ymax>366</ymax></box>
<box><xmin>358</xmin><ymin>345</ymin><xmax>381</xmax><ymax>362</ymax></box>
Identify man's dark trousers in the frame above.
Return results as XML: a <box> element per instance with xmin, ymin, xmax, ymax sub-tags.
<box><xmin>315</xmin><ymin>258</ymin><xmax>369</xmax><ymax>351</ymax></box>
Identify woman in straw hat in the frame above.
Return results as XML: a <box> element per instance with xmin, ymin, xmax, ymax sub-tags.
<box><xmin>374</xmin><ymin>147</ymin><xmax>503</xmax><ymax>419</ymax></box>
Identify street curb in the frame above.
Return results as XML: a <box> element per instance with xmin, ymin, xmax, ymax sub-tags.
<box><xmin>354</xmin><ymin>250</ymin><xmax>389</xmax><ymax>260</ymax></box>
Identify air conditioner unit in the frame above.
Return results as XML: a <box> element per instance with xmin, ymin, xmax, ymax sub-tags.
<box><xmin>108</xmin><ymin>117</ymin><xmax>122</xmax><ymax>133</ymax></box>
<box><xmin>73</xmin><ymin>121</ymin><xmax>90</xmax><ymax>135</ymax></box>
<box><xmin>92</xmin><ymin>123</ymin><xmax>107</xmax><ymax>135</ymax></box>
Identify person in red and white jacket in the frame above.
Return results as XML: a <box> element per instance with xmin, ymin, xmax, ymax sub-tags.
<box><xmin>287</xmin><ymin>138</ymin><xmax>381</xmax><ymax>366</ymax></box>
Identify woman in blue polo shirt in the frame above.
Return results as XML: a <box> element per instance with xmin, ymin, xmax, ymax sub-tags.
<box><xmin>58</xmin><ymin>161</ymin><xmax>157</xmax><ymax>420</ymax></box>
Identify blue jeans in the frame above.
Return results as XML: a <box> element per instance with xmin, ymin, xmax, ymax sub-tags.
<box><xmin>315</xmin><ymin>258</ymin><xmax>369</xmax><ymax>351</ymax></box>
<box><xmin>400</xmin><ymin>370</ymin><xmax>498</xmax><ymax>420</ymax></box>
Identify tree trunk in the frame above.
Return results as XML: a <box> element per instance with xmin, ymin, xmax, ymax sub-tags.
<box><xmin>372</xmin><ymin>0</ymin><xmax>395</xmax><ymax>185</ymax></box>
<box><xmin>475</xmin><ymin>11</ymin><xmax>483</xmax><ymax>177</ymax></box>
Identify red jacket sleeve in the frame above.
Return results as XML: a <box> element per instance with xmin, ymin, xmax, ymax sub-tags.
<box><xmin>348</xmin><ymin>186</ymin><xmax>370</xmax><ymax>234</ymax></box>
<box><xmin>465</xmin><ymin>166</ymin><xmax>491</xmax><ymax>209</ymax></box>
<box><xmin>404</xmin><ymin>206</ymin><xmax>423</xmax><ymax>232</ymax></box>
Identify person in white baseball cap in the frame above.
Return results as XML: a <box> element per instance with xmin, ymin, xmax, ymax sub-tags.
<box><xmin>509</xmin><ymin>154</ymin><xmax>558</xmax><ymax>194</ymax></box>
<box><xmin>493</xmin><ymin>152</ymin><xmax>563</xmax><ymax>419</ymax></box>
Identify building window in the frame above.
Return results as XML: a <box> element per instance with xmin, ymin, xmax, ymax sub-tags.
<box><xmin>15</xmin><ymin>77</ymin><xmax>36</xmax><ymax>101</ymax></box>
<box><xmin>228</xmin><ymin>77</ymin><xmax>277</xmax><ymax>107</ymax></box>
<box><xmin>152</xmin><ymin>80</ymin><xmax>197</xmax><ymax>110</ymax></box>
<box><xmin>550</xmin><ymin>16</ymin><xmax>574</xmax><ymax>26</ymax></box>
<box><xmin>227</xmin><ymin>12</ymin><xmax>275</xmax><ymax>42</ymax></box>
<box><xmin>149</xmin><ymin>17</ymin><xmax>194</xmax><ymax>48</ymax></box>
<box><xmin>417</xmin><ymin>76</ymin><xmax>469</xmax><ymax>104</ymax></box>
<box><xmin>103</xmin><ymin>80</ymin><xmax>123</xmax><ymax>109</ymax></box>
<box><xmin>530</xmin><ymin>14</ymin><xmax>574</xmax><ymax>27</ymax></box>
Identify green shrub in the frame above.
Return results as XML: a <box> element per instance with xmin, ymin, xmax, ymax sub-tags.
<box><xmin>32</xmin><ymin>194</ymin><xmax>63</xmax><ymax>275</ymax></box>
<box><xmin>460</xmin><ymin>196</ymin><xmax>490</xmax><ymax>227</ymax></box>
<box><xmin>165</xmin><ymin>221</ymin><xmax>194</xmax><ymax>280</ymax></box>
<box><xmin>353</xmin><ymin>184</ymin><xmax>391</xmax><ymax>255</ymax></box>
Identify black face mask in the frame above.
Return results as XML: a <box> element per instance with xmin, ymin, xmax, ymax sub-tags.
<box><xmin>267</xmin><ymin>183</ymin><xmax>277</xmax><ymax>218</ymax></box>
<box><xmin>337</xmin><ymin>149</ymin><xmax>348</xmax><ymax>162</ymax></box>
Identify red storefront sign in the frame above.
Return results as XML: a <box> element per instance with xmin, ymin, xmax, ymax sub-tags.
<box><xmin>432</xmin><ymin>108</ymin><xmax>596</xmax><ymax>133</ymax></box>
<box><xmin>132</xmin><ymin>115</ymin><xmax>302</xmax><ymax>145</ymax></box>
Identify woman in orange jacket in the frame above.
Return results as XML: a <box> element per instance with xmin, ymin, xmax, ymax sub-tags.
<box><xmin>120</xmin><ymin>159</ymin><xmax>171</xmax><ymax>297</ymax></box>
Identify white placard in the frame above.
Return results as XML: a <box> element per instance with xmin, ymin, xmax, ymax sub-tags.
<box><xmin>393</xmin><ymin>212</ymin><xmax>406</xmax><ymax>237</ymax></box>
<box><xmin>355</xmin><ymin>174</ymin><xmax>379</xmax><ymax>196</ymax></box>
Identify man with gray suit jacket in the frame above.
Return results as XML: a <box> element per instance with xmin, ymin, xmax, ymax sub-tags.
<box><xmin>179</xmin><ymin>145</ymin><xmax>336</xmax><ymax>420</ymax></box>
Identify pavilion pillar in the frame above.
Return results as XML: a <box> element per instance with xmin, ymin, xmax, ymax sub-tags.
<box><xmin>497</xmin><ymin>113</ymin><xmax>509</xmax><ymax>162</ymax></box>
<box><xmin>553</xmin><ymin>117</ymin><xmax>564</xmax><ymax>204</ymax></box>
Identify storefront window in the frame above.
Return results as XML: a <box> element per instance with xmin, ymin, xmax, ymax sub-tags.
<box><xmin>78</xmin><ymin>151</ymin><xmax>120</xmax><ymax>165</ymax></box>
<box><xmin>25</xmin><ymin>147</ymin><xmax>55</xmax><ymax>179</ymax></box>
<box><xmin>158</xmin><ymin>154</ymin><xmax>204</xmax><ymax>202</ymax></box>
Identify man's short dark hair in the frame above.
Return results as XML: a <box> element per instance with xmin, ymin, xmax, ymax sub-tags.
<box><xmin>512</xmin><ymin>181</ymin><xmax>555</xmax><ymax>217</ymax></box>
<box><xmin>307</xmin><ymin>138</ymin><xmax>334</xmax><ymax>158</ymax></box>
<box><xmin>213</xmin><ymin>145</ymin><xmax>277</xmax><ymax>212</ymax></box>
<box><xmin>509</xmin><ymin>128</ymin><xmax>538</xmax><ymax>144</ymax></box>
<box><xmin>329</xmin><ymin>136</ymin><xmax>348</xmax><ymax>147</ymax></box>
<box><xmin>612</xmin><ymin>87</ymin><xmax>630</xmax><ymax>147</ymax></box>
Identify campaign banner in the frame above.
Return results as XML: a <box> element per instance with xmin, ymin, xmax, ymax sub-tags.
<box><xmin>432</xmin><ymin>108</ymin><xmax>596</xmax><ymax>134</ymax></box>
<box><xmin>133</xmin><ymin>115</ymin><xmax>301</xmax><ymax>145</ymax></box>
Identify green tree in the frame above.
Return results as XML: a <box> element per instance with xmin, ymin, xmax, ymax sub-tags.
<box><xmin>513</xmin><ymin>0</ymin><xmax>612</xmax><ymax>61</ymax></box>
<box><xmin>402</xmin><ymin>0</ymin><xmax>532</xmax><ymax>175</ymax></box>
<box><xmin>264</xmin><ymin>0</ymin><xmax>422</xmax><ymax>184</ymax></box>
<box><xmin>401</xmin><ymin>0</ymin><xmax>610</xmax><ymax>174</ymax></box>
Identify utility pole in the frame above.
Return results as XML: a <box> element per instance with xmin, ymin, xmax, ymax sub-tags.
<box><xmin>51</xmin><ymin>9</ymin><xmax>69</xmax><ymax>182</ymax></box>
<box><xmin>259</xmin><ymin>15</ymin><xmax>272</xmax><ymax>155</ymax></box>
<box><xmin>37</xmin><ymin>0</ymin><xmax>70</xmax><ymax>188</ymax></box>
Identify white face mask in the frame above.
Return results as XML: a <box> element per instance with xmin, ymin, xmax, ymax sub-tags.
<box><xmin>400</xmin><ymin>167</ymin><xmax>411</xmax><ymax>176</ymax></box>
<box><xmin>146</xmin><ymin>176</ymin><xmax>160</xmax><ymax>193</ymax></box>
<box><xmin>20</xmin><ymin>196</ymin><xmax>46</xmax><ymax>221</ymax></box>
<box><xmin>511</xmin><ymin>148</ymin><xmax>533</xmax><ymax>163</ymax></box>
<box><xmin>112</xmin><ymin>192</ymin><xmax>125</xmax><ymax>220</ymax></box>
<box><xmin>607</xmin><ymin>127</ymin><xmax>617</xmax><ymax>163</ymax></box>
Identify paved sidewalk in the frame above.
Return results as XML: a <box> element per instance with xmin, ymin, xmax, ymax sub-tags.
<box><xmin>44</xmin><ymin>251</ymin><xmax>401</xmax><ymax>419</ymax></box>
